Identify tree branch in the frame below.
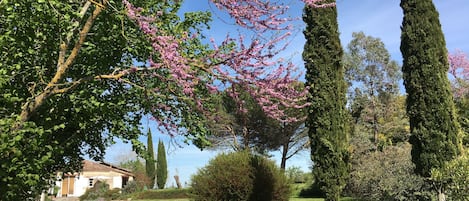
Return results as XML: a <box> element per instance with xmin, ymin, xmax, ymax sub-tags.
<box><xmin>17</xmin><ymin>2</ymin><xmax>106</xmax><ymax>126</ymax></box>
<box><xmin>49</xmin><ymin>2</ymin><xmax>104</xmax><ymax>88</ymax></box>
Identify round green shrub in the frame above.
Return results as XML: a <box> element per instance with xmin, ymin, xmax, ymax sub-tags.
<box><xmin>80</xmin><ymin>181</ymin><xmax>108</xmax><ymax>201</ymax></box>
<box><xmin>79</xmin><ymin>181</ymin><xmax>121</xmax><ymax>201</ymax></box>
<box><xmin>122</xmin><ymin>180</ymin><xmax>139</xmax><ymax>195</ymax></box>
<box><xmin>190</xmin><ymin>151</ymin><xmax>290</xmax><ymax>201</ymax></box>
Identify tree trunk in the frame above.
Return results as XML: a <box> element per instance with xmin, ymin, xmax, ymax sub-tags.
<box><xmin>373</xmin><ymin>112</ymin><xmax>379</xmax><ymax>146</ymax></box>
<box><xmin>370</xmin><ymin>92</ymin><xmax>379</xmax><ymax>146</ymax></box>
<box><xmin>40</xmin><ymin>191</ymin><xmax>46</xmax><ymax>201</ymax></box>
<box><xmin>438</xmin><ymin>189</ymin><xmax>446</xmax><ymax>201</ymax></box>
<box><xmin>174</xmin><ymin>175</ymin><xmax>182</xmax><ymax>189</ymax></box>
<box><xmin>280</xmin><ymin>141</ymin><xmax>289</xmax><ymax>170</ymax></box>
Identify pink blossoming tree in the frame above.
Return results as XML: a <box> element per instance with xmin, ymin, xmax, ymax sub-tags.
<box><xmin>1</xmin><ymin>0</ymin><xmax>334</xmax><ymax>198</ymax></box>
<box><xmin>448</xmin><ymin>50</ymin><xmax>469</xmax><ymax>98</ymax></box>
<box><xmin>118</xmin><ymin>0</ymin><xmax>327</xmax><ymax>137</ymax></box>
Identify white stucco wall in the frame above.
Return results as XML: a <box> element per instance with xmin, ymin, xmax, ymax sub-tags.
<box><xmin>73</xmin><ymin>176</ymin><xmax>90</xmax><ymax>197</ymax></box>
<box><xmin>55</xmin><ymin>170</ymin><xmax>132</xmax><ymax>197</ymax></box>
<box><xmin>55</xmin><ymin>179</ymin><xmax>62</xmax><ymax>197</ymax></box>
<box><xmin>112</xmin><ymin>176</ymin><xmax>122</xmax><ymax>189</ymax></box>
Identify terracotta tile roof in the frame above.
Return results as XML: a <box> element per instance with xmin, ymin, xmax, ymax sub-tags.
<box><xmin>82</xmin><ymin>160</ymin><xmax>134</xmax><ymax>176</ymax></box>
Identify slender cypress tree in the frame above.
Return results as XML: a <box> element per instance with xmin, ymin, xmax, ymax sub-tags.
<box><xmin>303</xmin><ymin>1</ymin><xmax>349</xmax><ymax>201</ymax></box>
<box><xmin>145</xmin><ymin>128</ymin><xmax>156</xmax><ymax>188</ymax></box>
<box><xmin>156</xmin><ymin>139</ymin><xmax>168</xmax><ymax>189</ymax></box>
<box><xmin>400</xmin><ymin>0</ymin><xmax>462</xmax><ymax>179</ymax></box>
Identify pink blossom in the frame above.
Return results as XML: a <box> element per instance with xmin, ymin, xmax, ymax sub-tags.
<box><xmin>448</xmin><ymin>49</ymin><xmax>469</xmax><ymax>97</ymax></box>
<box><xmin>302</xmin><ymin>0</ymin><xmax>336</xmax><ymax>8</ymax></box>
<box><xmin>210</xmin><ymin>0</ymin><xmax>293</xmax><ymax>31</ymax></box>
<box><xmin>121</xmin><ymin>0</ymin><xmax>312</xmax><ymax>137</ymax></box>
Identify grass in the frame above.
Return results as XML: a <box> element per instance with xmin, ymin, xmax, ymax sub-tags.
<box><xmin>290</xmin><ymin>198</ymin><xmax>358</xmax><ymax>201</ymax></box>
<box><xmin>129</xmin><ymin>188</ymin><xmax>190</xmax><ymax>200</ymax></box>
<box><xmin>133</xmin><ymin>199</ymin><xmax>189</xmax><ymax>201</ymax></box>
<box><xmin>130</xmin><ymin>185</ymin><xmax>359</xmax><ymax>201</ymax></box>
<box><xmin>134</xmin><ymin>199</ymin><xmax>319</xmax><ymax>201</ymax></box>
<box><xmin>134</xmin><ymin>198</ymin><xmax>357</xmax><ymax>201</ymax></box>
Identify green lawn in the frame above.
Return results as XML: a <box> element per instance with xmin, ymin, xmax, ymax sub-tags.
<box><xmin>130</xmin><ymin>186</ymin><xmax>359</xmax><ymax>201</ymax></box>
<box><xmin>290</xmin><ymin>198</ymin><xmax>358</xmax><ymax>201</ymax></box>
<box><xmin>134</xmin><ymin>198</ymin><xmax>356</xmax><ymax>201</ymax></box>
<box><xmin>134</xmin><ymin>199</ymin><xmax>189</xmax><ymax>201</ymax></box>
<box><xmin>133</xmin><ymin>200</ymin><xmax>320</xmax><ymax>201</ymax></box>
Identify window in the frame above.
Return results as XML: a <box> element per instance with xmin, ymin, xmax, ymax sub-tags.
<box><xmin>89</xmin><ymin>178</ymin><xmax>94</xmax><ymax>187</ymax></box>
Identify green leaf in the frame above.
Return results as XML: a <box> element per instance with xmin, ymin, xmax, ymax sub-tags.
<box><xmin>14</xmin><ymin>135</ymin><xmax>22</xmax><ymax>142</ymax></box>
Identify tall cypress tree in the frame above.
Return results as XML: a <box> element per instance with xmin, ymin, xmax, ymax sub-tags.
<box><xmin>400</xmin><ymin>0</ymin><xmax>462</xmax><ymax>179</ymax></box>
<box><xmin>156</xmin><ymin>139</ymin><xmax>168</xmax><ymax>189</ymax></box>
<box><xmin>303</xmin><ymin>1</ymin><xmax>349</xmax><ymax>201</ymax></box>
<box><xmin>145</xmin><ymin>128</ymin><xmax>156</xmax><ymax>188</ymax></box>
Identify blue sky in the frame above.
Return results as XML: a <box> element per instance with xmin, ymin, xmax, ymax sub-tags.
<box><xmin>104</xmin><ymin>0</ymin><xmax>469</xmax><ymax>188</ymax></box>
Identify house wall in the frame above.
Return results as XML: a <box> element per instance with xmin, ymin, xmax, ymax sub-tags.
<box><xmin>55</xmin><ymin>173</ymin><xmax>61</xmax><ymax>197</ymax></box>
<box><xmin>55</xmin><ymin>171</ymin><xmax>131</xmax><ymax>197</ymax></box>
<box><xmin>73</xmin><ymin>176</ymin><xmax>90</xmax><ymax>197</ymax></box>
<box><xmin>82</xmin><ymin>171</ymin><xmax>122</xmax><ymax>188</ymax></box>
<box><xmin>112</xmin><ymin>176</ymin><xmax>122</xmax><ymax>189</ymax></box>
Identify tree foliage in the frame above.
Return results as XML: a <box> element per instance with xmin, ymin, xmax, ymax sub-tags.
<box><xmin>448</xmin><ymin>50</ymin><xmax>469</xmax><ymax>146</ymax></box>
<box><xmin>0</xmin><ymin>1</ymin><xmax>158</xmax><ymax>198</ymax></box>
<box><xmin>448</xmin><ymin>50</ymin><xmax>469</xmax><ymax>99</ymax></box>
<box><xmin>346</xmin><ymin>139</ymin><xmax>431</xmax><ymax>200</ymax></box>
<box><xmin>208</xmin><ymin>86</ymin><xmax>281</xmax><ymax>152</ymax></box>
<box><xmin>455</xmin><ymin>97</ymin><xmax>469</xmax><ymax>146</ymax></box>
<box><xmin>208</xmin><ymin>84</ymin><xmax>308</xmax><ymax>169</ymax></box>
<box><xmin>400</xmin><ymin>0</ymin><xmax>463</xmax><ymax>178</ymax></box>
<box><xmin>344</xmin><ymin>32</ymin><xmax>402</xmax><ymax>148</ymax></box>
<box><xmin>345</xmin><ymin>87</ymin><xmax>421</xmax><ymax>199</ymax></box>
<box><xmin>146</xmin><ymin>129</ymin><xmax>156</xmax><ymax>188</ymax></box>
<box><xmin>0</xmin><ymin>0</ymin><xmax>317</xmax><ymax>199</ymax></box>
<box><xmin>156</xmin><ymin>139</ymin><xmax>167</xmax><ymax>189</ymax></box>
<box><xmin>430</xmin><ymin>149</ymin><xmax>469</xmax><ymax>201</ymax></box>
<box><xmin>119</xmin><ymin>159</ymin><xmax>150</xmax><ymax>191</ymax></box>
<box><xmin>303</xmin><ymin>1</ymin><xmax>349</xmax><ymax>200</ymax></box>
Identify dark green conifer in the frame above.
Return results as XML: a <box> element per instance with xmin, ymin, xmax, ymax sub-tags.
<box><xmin>400</xmin><ymin>0</ymin><xmax>462</xmax><ymax>177</ymax></box>
<box><xmin>145</xmin><ymin>128</ymin><xmax>156</xmax><ymax>188</ymax></box>
<box><xmin>156</xmin><ymin>139</ymin><xmax>168</xmax><ymax>189</ymax></box>
<box><xmin>303</xmin><ymin>1</ymin><xmax>349</xmax><ymax>200</ymax></box>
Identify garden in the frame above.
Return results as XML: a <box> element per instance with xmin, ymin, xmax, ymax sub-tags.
<box><xmin>1</xmin><ymin>0</ymin><xmax>468</xmax><ymax>201</ymax></box>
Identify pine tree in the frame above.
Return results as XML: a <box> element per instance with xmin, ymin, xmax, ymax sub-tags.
<box><xmin>303</xmin><ymin>1</ymin><xmax>349</xmax><ymax>201</ymax></box>
<box><xmin>156</xmin><ymin>139</ymin><xmax>168</xmax><ymax>189</ymax></box>
<box><xmin>400</xmin><ymin>0</ymin><xmax>462</xmax><ymax>177</ymax></box>
<box><xmin>145</xmin><ymin>128</ymin><xmax>156</xmax><ymax>188</ymax></box>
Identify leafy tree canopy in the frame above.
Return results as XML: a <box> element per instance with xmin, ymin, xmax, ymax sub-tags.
<box><xmin>1</xmin><ymin>0</ymin><xmax>313</xmax><ymax>199</ymax></box>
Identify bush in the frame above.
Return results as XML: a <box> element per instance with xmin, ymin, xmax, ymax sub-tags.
<box><xmin>79</xmin><ymin>181</ymin><xmax>120</xmax><ymax>201</ymax></box>
<box><xmin>298</xmin><ymin>181</ymin><xmax>324</xmax><ymax>198</ymax></box>
<box><xmin>430</xmin><ymin>149</ymin><xmax>469</xmax><ymax>201</ymax></box>
<box><xmin>122</xmin><ymin>180</ymin><xmax>139</xmax><ymax>195</ymax></box>
<box><xmin>344</xmin><ymin>143</ymin><xmax>432</xmax><ymax>201</ymax></box>
<box><xmin>190</xmin><ymin>151</ymin><xmax>290</xmax><ymax>201</ymax></box>
<box><xmin>285</xmin><ymin>166</ymin><xmax>311</xmax><ymax>184</ymax></box>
